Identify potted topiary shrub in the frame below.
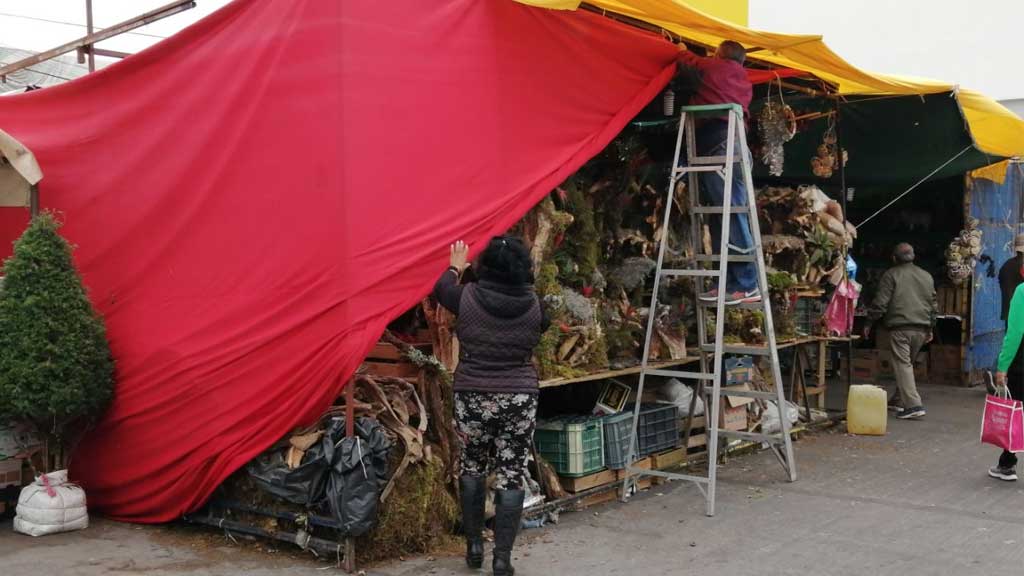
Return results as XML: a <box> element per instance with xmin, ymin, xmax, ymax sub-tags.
<box><xmin>0</xmin><ymin>212</ymin><xmax>114</xmax><ymax>471</ymax></box>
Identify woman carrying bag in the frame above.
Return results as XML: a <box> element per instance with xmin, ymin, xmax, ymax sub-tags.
<box><xmin>434</xmin><ymin>237</ymin><xmax>548</xmax><ymax>576</ymax></box>
<box><xmin>991</xmin><ymin>282</ymin><xmax>1024</xmax><ymax>481</ymax></box>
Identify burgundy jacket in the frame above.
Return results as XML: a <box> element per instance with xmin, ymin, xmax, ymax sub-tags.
<box><xmin>677</xmin><ymin>50</ymin><xmax>752</xmax><ymax>117</ymax></box>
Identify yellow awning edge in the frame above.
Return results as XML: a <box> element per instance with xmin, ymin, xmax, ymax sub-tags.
<box><xmin>516</xmin><ymin>0</ymin><xmax>1024</xmax><ymax>159</ymax></box>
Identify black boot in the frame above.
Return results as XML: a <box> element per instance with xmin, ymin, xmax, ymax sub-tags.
<box><xmin>492</xmin><ymin>489</ymin><xmax>525</xmax><ymax>576</ymax></box>
<box><xmin>460</xmin><ymin>476</ymin><xmax>486</xmax><ymax>569</ymax></box>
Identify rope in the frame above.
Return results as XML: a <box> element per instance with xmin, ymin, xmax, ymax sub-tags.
<box><xmin>855</xmin><ymin>145</ymin><xmax>974</xmax><ymax>229</ymax></box>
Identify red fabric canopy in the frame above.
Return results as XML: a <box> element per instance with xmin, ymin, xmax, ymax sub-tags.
<box><xmin>0</xmin><ymin>0</ymin><xmax>674</xmax><ymax>521</ymax></box>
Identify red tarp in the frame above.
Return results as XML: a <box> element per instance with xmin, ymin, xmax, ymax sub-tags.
<box><xmin>0</xmin><ymin>0</ymin><xmax>674</xmax><ymax>521</ymax></box>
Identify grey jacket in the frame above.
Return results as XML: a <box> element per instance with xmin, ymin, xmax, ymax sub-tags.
<box><xmin>868</xmin><ymin>263</ymin><xmax>937</xmax><ymax>330</ymax></box>
<box><xmin>433</xmin><ymin>271</ymin><xmax>547</xmax><ymax>394</ymax></box>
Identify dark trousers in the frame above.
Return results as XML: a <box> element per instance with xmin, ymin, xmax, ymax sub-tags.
<box><xmin>692</xmin><ymin>122</ymin><xmax>757</xmax><ymax>293</ymax></box>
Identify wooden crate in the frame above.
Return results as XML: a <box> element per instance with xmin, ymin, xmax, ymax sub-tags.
<box><xmin>0</xmin><ymin>458</ymin><xmax>21</xmax><ymax>490</ymax></box>
<box><xmin>559</xmin><ymin>468</ymin><xmax>616</xmax><ymax>494</ymax></box>
<box><xmin>359</xmin><ymin>341</ymin><xmax>432</xmax><ymax>380</ymax></box>
<box><xmin>650</xmin><ymin>447</ymin><xmax>687</xmax><ymax>470</ymax></box>
<box><xmin>936</xmin><ymin>285</ymin><xmax>970</xmax><ymax>317</ymax></box>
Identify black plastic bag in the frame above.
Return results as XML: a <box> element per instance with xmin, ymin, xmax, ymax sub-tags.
<box><xmin>322</xmin><ymin>417</ymin><xmax>391</xmax><ymax>536</ymax></box>
<box><xmin>247</xmin><ymin>416</ymin><xmax>391</xmax><ymax>537</ymax></box>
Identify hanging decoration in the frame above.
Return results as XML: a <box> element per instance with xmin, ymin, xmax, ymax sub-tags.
<box><xmin>946</xmin><ymin>218</ymin><xmax>983</xmax><ymax>285</ymax></box>
<box><xmin>757</xmin><ymin>78</ymin><xmax>796</xmax><ymax>177</ymax></box>
<box><xmin>810</xmin><ymin>114</ymin><xmax>849</xmax><ymax>179</ymax></box>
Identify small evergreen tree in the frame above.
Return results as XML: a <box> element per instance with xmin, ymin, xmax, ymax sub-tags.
<box><xmin>0</xmin><ymin>212</ymin><xmax>114</xmax><ymax>467</ymax></box>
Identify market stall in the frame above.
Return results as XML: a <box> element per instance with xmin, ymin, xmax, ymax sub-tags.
<box><xmin>0</xmin><ymin>0</ymin><xmax>1022</xmax><ymax>571</ymax></box>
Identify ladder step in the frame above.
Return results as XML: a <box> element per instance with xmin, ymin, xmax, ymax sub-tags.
<box><xmin>700</xmin><ymin>344</ymin><xmax>772</xmax><ymax>356</ymax></box>
<box><xmin>691</xmin><ymin>206</ymin><xmax>751</xmax><ymax>214</ymax></box>
<box><xmin>661</xmin><ymin>268</ymin><xmax>722</xmax><ymax>278</ymax></box>
<box><xmin>717</xmin><ymin>429</ymin><xmax>787</xmax><ymax>444</ymax></box>
<box><xmin>711</xmin><ymin>388</ymin><xmax>777</xmax><ymax>400</ymax></box>
<box><xmin>673</xmin><ymin>165</ymin><xmax>723</xmax><ymax>174</ymax></box>
<box><xmin>645</xmin><ymin>368</ymin><xmax>715</xmax><ymax>380</ymax></box>
<box><xmin>688</xmin><ymin>155</ymin><xmax>729</xmax><ymax>165</ymax></box>
<box><xmin>694</xmin><ymin>254</ymin><xmax>756</xmax><ymax>263</ymax></box>
<box><xmin>697</xmin><ymin>300</ymin><xmax>765</xmax><ymax>310</ymax></box>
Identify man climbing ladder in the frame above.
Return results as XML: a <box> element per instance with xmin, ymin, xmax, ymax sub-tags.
<box><xmin>677</xmin><ymin>40</ymin><xmax>760</xmax><ymax>305</ymax></box>
<box><xmin>620</xmin><ymin>39</ymin><xmax>796</xmax><ymax>518</ymax></box>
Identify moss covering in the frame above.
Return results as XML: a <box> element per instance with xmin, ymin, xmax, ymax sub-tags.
<box><xmin>358</xmin><ymin>456</ymin><xmax>458</xmax><ymax>563</ymax></box>
<box><xmin>562</xmin><ymin>182</ymin><xmax>601</xmax><ymax>289</ymax></box>
<box><xmin>535</xmin><ymin>262</ymin><xmax>561</xmax><ymax>298</ymax></box>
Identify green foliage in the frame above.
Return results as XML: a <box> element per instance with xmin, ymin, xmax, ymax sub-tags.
<box><xmin>561</xmin><ymin>182</ymin><xmax>601</xmax><ymax>289</ymax></box>
<box><xmin>767</xmin><ymin>271</ymin><xmax>798</xmax><ymax>292</ymax></box>
<box><xmin>0</xmin><ymin>213</ymin><xmax>114</xmax><ymax>446</ymax></box>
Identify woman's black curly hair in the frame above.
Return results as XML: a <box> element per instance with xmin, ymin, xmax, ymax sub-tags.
<box><xmin>475</xmin><ymin>235</ymin><xmax>534</xmax><ymax>286</ymax></box>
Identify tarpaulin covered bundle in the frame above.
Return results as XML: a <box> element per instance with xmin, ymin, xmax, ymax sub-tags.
<box><xmin>0</xmin><ymin>1</ymin><xmax>675</xmax><ymax>521</ymax></box>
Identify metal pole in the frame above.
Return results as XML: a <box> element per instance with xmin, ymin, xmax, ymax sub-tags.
<box><xmin>342</xmin><ymin>379</ymin><xmax>356</xmax><ymax>573</ymax></box>
<box><xmin>834</xmin><ymin>100</ymin><xmax>853</xmax><ymax>395</ymax></box>
<box><xmin>85</xmin><ymin>0</ymin><xmax>96</xmax><ymax>72</ymax></box>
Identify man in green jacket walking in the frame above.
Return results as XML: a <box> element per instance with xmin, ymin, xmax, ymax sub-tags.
<box><xmin>865</xmin><ymin>243</ymin><xmax>937</xmax><ymax>419</ymax></box>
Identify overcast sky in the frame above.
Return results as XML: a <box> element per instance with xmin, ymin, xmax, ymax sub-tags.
<box><xmin>1</xmin><ymin>1</ymin><xmax>1021</xmax><ymax>101</ymax></box>
<box><xmin>750</xmin><ymin>0</ymin><xmax>1023</xmax><ymax>101</ymax></box>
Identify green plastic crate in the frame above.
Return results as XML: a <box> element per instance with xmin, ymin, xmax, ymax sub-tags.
<box><xmin>534</xmin><ymin>416</ymin><xmax>605</xmax><ymax>477</ymax></box>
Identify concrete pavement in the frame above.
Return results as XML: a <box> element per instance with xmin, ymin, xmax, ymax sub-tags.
<box><xmin>2</xmin><ymin>382</ymin><xmax>1021</xmax><ymax>575</ymax></box>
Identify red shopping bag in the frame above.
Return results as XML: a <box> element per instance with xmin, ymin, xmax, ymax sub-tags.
<box><xmin>981</xmin><ymin>388</ymin><xmax>1024</xmax><ymax>452</ymax></box>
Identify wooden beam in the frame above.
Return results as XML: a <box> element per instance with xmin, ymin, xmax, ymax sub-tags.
<box><xmin>0</xmin><ymin>0</ymin><xmax>195</xmax><ymax>82</ymax></box>
<box><xmin>77</xmin><ymin>47</ymin><xmax>134</xmax><ymax>60</ymax></box>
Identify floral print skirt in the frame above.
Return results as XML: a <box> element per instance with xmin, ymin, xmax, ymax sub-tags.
<box><xmin>454</xmin><ymin>391</ymin><xmax>538</xmax><ymax>490</ymax></box>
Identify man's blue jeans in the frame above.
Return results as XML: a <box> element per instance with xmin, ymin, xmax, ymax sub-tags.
<box><xmin>693</xmin><ymin>121</ymin><xmax>757</xmax><ymax>293</ymax></box>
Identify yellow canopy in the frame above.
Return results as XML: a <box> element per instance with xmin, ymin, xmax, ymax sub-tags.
<box><xmin>516</xmin><ymin>0</ymin><xmax>1024</xmax><ymax>159</ymax></box>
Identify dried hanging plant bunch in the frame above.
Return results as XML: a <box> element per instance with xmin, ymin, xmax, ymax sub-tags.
<box><xmin>810</xmin><ymin>117</ymin><xmax>848</xmax><ymax>179</ymax></box>
<box><xmin>757</xmin><ymin>96</ymin><xmax>796</xmax><ymax>176</ymax></box>
<box><xmin>946</xmin><ymin>218</ymin><xmax>983</xmax><ymax>285</ymax></box>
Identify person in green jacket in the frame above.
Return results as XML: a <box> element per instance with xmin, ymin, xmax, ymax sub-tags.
<box><xmin>991</xmin><ymin>282</ymin><xmax>1024</xmax><ymax>481</ymax></box>
<box><xmin>864</xmin><ymin>243</ymin><xmax>937</xmax><ymax>420</ymax></box>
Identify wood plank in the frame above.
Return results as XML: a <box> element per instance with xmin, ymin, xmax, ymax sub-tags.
<box><xmin>559</xmin><ymin>468</ymin><xmax>617</xmax><ymax>494</ymax></box>
<box><xmin>616</xmin><ymin>456</ymin><xmax>652</xmax><ymax>479</ymax></box>
<box><xmin>577</xmin><ymin>488</ymin><xmax>618</xmax><ymax>509</ymax></box>
<box><xmin>651</xmin><ymin>447</ymin><xmax>686</xmax><ymax>470</ymax></box>
<box><xmin>539</xmin><ymin>357</ymin><xmax>700</xmax><ymax>389</ymax></box>
<box><xmin>679</xmin><ymin>415</ymin><xmax>706</xmax><ymax>431</ymax></box>
<box><xmin>368</xmin><ymin>343</ymin><xmax>403</xmax><ymax>361</ymax></box>
<box><xmin>361</xmin><ymin>361</ymin><xmax>419</xmax><ymax>378</ymax></box>
<box><xmin>687</xmin><ymin>434</ymin><xmax>707</xmax><ymax>449</ymax></box>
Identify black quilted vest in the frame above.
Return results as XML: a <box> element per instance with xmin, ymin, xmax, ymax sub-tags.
<box><xmin>454</xmin><ymin>282</ymin><xmax>543</xmax><ymax>395</ymax></box>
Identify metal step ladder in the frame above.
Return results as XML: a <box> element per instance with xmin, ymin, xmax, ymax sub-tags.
<box><xmin>620</xmin><ymin>103</ymin><xmax>796</xmax><ymax>517</ymax></box>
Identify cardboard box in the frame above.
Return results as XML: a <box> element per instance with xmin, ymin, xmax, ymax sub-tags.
<box><xmin>850</xmin><ymin>349</ymin><xmax>879</xmax><ymax>382</ymax></box>
<box><xmin>875</xmin><ymin>327</ymin><xmax>892</xmax><ymax>351</ymax></box>
<box><xmin>723</xmin><ymin>383</ymin><xmax>755</xmax><ymax>408</ymax></box>
<box><xmin>878</xmin><ymin>351</ymin><xmax>895</xmax><ymax>380</ymax></box>
<box><xmin>725</xmin><ymin>356</ymin><xmax>754</xmax><ymax>384</ymax></box>
<box><xmin>0</xmin><ymin>458</ymin><xmax>21</xmax><ymax>490</ymax></box>
<box><xmin>719</xmin><ymin>404</ymin><xmax>748</xmax><ymax>431</ymax></box>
